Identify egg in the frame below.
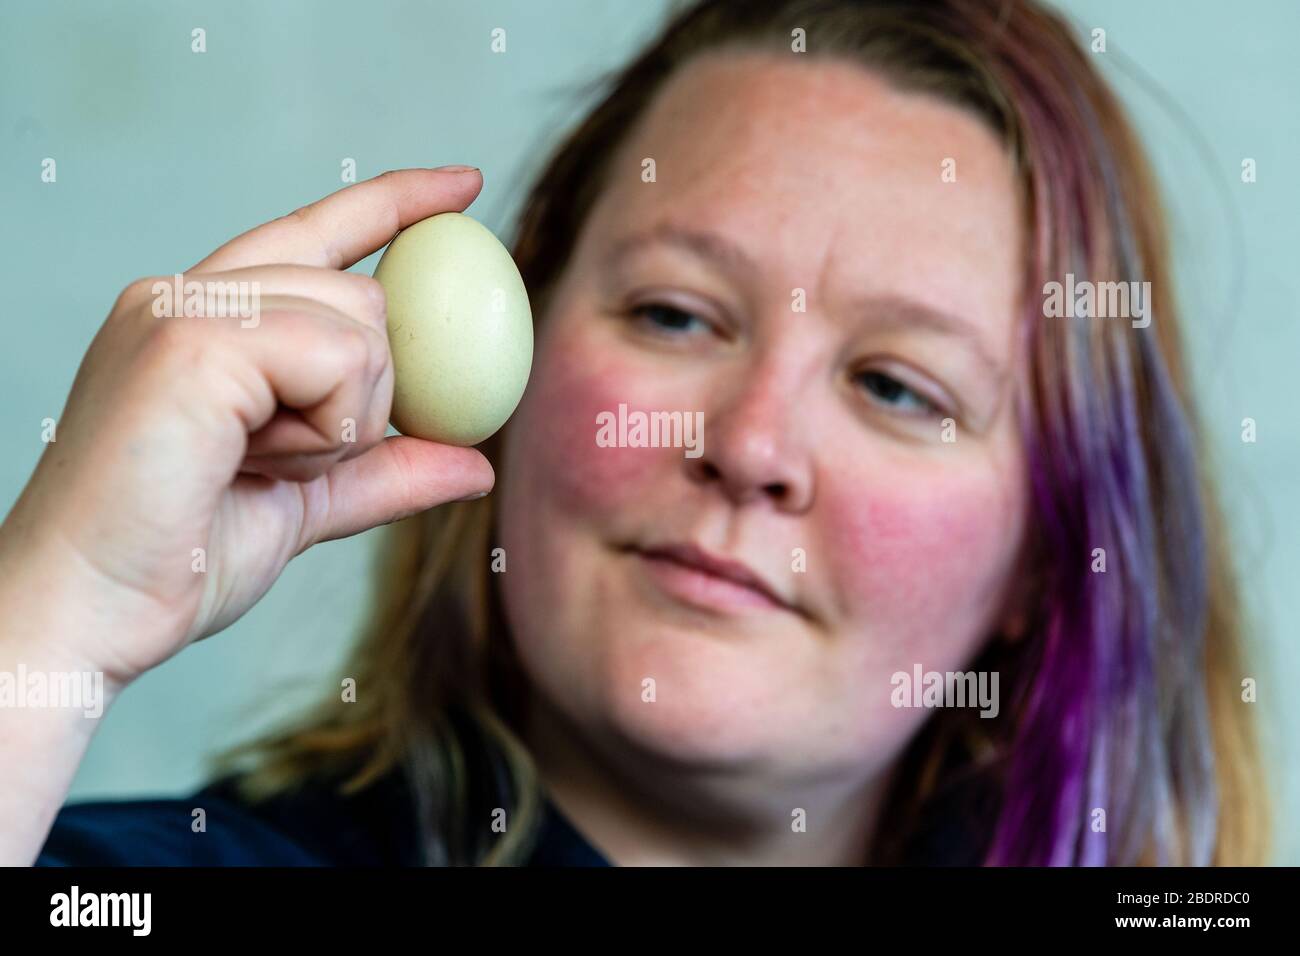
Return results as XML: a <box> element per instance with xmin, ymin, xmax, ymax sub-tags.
<box><xmin>373</xmin><ymin>212</ymin><xmax>534</xmax><ymax>446</ymax></box>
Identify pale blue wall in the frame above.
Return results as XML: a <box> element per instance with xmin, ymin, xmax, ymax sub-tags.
<box><xmin>2</xmin><ymin>0</ymin><xmax>1294</xmax><ymax>861</ymax></box>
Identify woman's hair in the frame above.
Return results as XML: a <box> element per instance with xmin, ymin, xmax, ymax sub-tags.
<box><xmin>214</xmin><ymin>0</ymin><xmax>1269</xmax><ymax>865</ymax></box>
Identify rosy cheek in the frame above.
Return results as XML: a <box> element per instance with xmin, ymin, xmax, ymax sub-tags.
<box><xmin>818</xmin><ymin>464</ymin><xmax>1019</xmax><ymax>656</ymax></box>
<box><xmin>508</xmin><ymin>320</ymin><xmax>672</xmax><ymax>519</ymax></box>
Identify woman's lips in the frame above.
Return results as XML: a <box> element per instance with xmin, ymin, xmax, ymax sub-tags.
<box><xmin>631</xmin><ymin>543</ymin><xmax>795</xmax><ymax>615</ymax></box>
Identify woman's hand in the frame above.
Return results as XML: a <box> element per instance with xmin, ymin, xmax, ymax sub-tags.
<box><xmin>0</xmin><ymin>167</ymin><xmax>494</xmax><ymax>692</ymax></box>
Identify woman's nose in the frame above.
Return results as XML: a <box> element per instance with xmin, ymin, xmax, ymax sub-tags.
<box><xmin>685</xmin><ymin>367</ymin><xmax>815</xmax><ymax>513</ymax></box>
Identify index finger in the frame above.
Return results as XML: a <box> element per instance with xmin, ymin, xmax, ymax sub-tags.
<box><xmin>189</xmin><ymin>166</ymin><xmax>483</xmax><ymax>273</ymax></box>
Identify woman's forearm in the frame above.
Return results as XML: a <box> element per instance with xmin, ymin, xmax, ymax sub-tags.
<box><xmin>0</xmin><ymin>537</ymin><xmax>123</xmax><ymax>866</ymax></box>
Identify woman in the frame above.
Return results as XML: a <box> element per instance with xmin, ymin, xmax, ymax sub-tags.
<box><xmin>0</xmin><ymin>0</ymin><xmax>1269</xmax><ymax>866</ymax></box>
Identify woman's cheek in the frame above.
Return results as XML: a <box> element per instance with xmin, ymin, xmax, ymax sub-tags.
<box><xmin>819</xmin><ymin>462</ymin><xmax>1020</xmax><ymax>660</ymax></box>
<box><xmin>510</xmin><ymin>317</ymin><xmax>677</xmax><ymax>518</ymax></box>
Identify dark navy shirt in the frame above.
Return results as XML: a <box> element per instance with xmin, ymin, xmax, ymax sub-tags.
<box><xmin>36</xmin><ymin>767</ymin><xmax>988</xmax><ymax>866</ymax></box>
<box><xmin>37</xmin><ymin>772</ymin><xmax>612</xmax><ymax>867</ymax></box>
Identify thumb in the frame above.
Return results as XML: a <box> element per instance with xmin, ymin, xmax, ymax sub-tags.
<box><xmin>298</xmin><ymin>436</ymin><xmax>495</xmax><ymax>549</ymax></box>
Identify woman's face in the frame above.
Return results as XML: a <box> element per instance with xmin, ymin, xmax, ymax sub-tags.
<box><xmin>498</xmin><ymin>51</ymin><xmax>1027</xmax><ymax>799</ymax></box>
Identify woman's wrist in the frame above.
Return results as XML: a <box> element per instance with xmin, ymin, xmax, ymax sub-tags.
<box><xmin>0</xmin><ymin>635</ymin><xmax>114</xmax><ymax>865</ymax></box>
<box><xmin>0</xmin><ymin>519</ymin><xmax>135</xmax><ymax>704</ymax></box>
<box><xmin>0</xmin><ymin>544</ymin><xmax>123</xmax><ymax>866</ymax></box>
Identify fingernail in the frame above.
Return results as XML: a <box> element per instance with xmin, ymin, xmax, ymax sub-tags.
<box><xmin>454</xmin><ymin>490</ymin><xmax>490</xmax><ymax>502</ymax></box>
<box><xmin>433</xmin><ymin>164</ymin><xmax>480</xmax><ymax>173</ymax></box>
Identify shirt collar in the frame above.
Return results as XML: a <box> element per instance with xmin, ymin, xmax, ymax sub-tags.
<box><xmin>527</xmin><ymin>793</ymin><xmax>613</xmax><ymax>867</ymax></box>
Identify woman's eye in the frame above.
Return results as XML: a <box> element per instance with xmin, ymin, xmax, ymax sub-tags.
<box><xmin>854</xmin><ymin>370</ymin><xmax>941</xmax><ymax>417</ymax></box>
<box><xmin>629</xmin><ymin>302</ymin><xmax>709</xmax><ymax>335</ymax></box>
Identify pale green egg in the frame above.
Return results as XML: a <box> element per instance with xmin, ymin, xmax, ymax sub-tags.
<box><xmin>373</xmin><ymin>212</ymin><xmax>534</xmax><ymax>446</ymax></box>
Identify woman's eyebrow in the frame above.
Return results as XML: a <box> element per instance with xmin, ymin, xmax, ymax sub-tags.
<box><xmin>601</xmin><ymin>223</ymin><xmax>759</xmax><ymax>281</ymax></box>
<box><xmin>847</xmin><ymin>294</ymin><xmax>1007</xmax><ymax>380</ymax></box>
<box><xmin>601</xmin><ymin>224</ymin><xmax>1005</xmax><ymax>380</ymax></box>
